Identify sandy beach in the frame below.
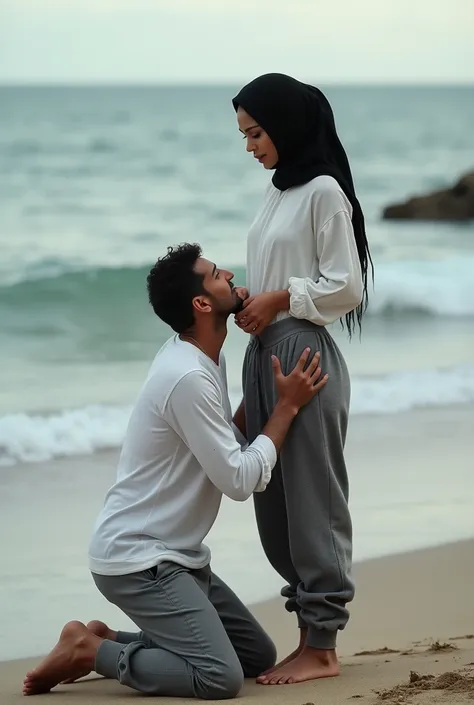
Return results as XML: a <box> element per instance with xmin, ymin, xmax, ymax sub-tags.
<box><xmin>1</xmin><ymin>539</ymin><xmax>474</xmax><ymax>704</ymax></box>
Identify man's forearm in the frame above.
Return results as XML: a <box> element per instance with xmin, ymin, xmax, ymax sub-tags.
<box><xmin>234</xmin><ymin>395</ymin><xmax>298</xmax><ymax>453</ymax></box>
<box><xmin>261</xmin><ymin>400</ymin><xmax>298</xmax><ymax>453</ymax></box>
<box><xmin>232</xmin><ymin>398</ymin><xmax>246</xmax><ymax>437</ymax></box>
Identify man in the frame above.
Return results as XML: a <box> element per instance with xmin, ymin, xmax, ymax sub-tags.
<box><xmin>23</xmin><ymin>243</ymin><xmax>327</xmax><ymax>699</ymax></box>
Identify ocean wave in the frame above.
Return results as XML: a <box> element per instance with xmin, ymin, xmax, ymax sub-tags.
<box><xmin>366</xmin><ymin>258</ymin><xmax>474</xmax><ymax>317</ymax></box>
<box><xmin>0</xmin><ymin>405</ymin><xmax>132</xmax><ymax>467</ymax></box>
<box><xmin>2</xmin><ymin>365</ymin><xmax>474</xmax><ymax>466</ymax></box>
<box><xmin>350</xmin><ymin>364</ymin><xmax>474</xmax><ymax>414</ymax></box>
<box><xmin>1</xmin><ymin>256</ymin><xmax>473</xmax><ymax>320</ymax></box>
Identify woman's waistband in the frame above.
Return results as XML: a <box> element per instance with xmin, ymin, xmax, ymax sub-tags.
<box><xmin>253</xmin><ymin>317</ymin><xmax>327</xmax><ymax>349</ymax></box>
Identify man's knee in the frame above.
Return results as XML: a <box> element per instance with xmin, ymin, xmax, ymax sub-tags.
<box><xmin>201</xmin><ymin>662</ymin><xmax>244</xmax><ymax>700</ymax></box>
<box><xmin>243</xmin><ymin>633</ymin><xmax>277</xmax><ymax>678</ymax></box>
<box><xmin>259</xmin><ymin>634</ymin><xmax>277</xmax><ymax>673</ymax></box>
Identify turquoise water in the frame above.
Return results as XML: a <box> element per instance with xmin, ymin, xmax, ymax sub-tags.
<box><xmin>1</xmin><ymin>85</ymin><xmax>474</xmax><ymax>464</ymax></box>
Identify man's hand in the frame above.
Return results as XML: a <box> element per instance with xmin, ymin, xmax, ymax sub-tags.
<box><xmin>259</xmin><ymin>349</ymin><xmax>328</xmax><ymax>454</ymax></box>
<box><xmin>273</xmin><ymin>349</ymin><xmax>328</xmax><ymax>414</ymax></box>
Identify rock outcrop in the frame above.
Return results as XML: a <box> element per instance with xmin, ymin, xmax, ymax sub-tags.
<box><xmin>382</xmin><ymin>171</ymin><xmax>474</xmax><ymax>221</ymax></box>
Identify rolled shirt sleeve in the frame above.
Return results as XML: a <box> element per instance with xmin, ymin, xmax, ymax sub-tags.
<box><xmin>288</xmin><ymin>209</ymin><xmax>363</xmax><ymax>326</ymax></box>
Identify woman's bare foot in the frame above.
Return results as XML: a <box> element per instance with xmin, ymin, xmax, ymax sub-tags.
<box><xmin>60</xmin><ymin>620</ymin><xmax>117</xmax><ymax>684</ymax></box>
<box><xmin>259</xmin><ymin>645</ymin><xmax>303</xmax><ymax>677</ymax></box>
<box><xmin>257</xmin><ymin>645</ymin><xmax>339</xmax><ymax>685</ymax></box>
<box><xmin>22</xmin><ymin>621</ymin><xmax>103</xmax><ymax>696</ymax></box>
<box><xmin>258</xmin><ymin>628</ymin><xmax>307</xmax><ymax>677</ymax></box>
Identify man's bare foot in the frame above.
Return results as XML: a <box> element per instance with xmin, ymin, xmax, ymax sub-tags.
<box><xmin>61</xmin><ymin>620</ymin><xmax>117</xmax><ymax>684</ymax></box>
<box><xmin>257</xmin><ymin>645</ymin><xmax>339</xmax><ymax>685</ymax></box>
<box><xmin>259</xmin><ymin>628</ymin><xmax>307</xmax><ymax>677</ymax></box>
<box><xmin>22</xmin><ymin>620</ymin><xmax>103</xmax><ymax>696</ymax></box>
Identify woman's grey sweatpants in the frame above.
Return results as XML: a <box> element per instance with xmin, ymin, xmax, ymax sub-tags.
<box><xmin>243</xmin><ymin>317</ymin><xmax>355</xmax><ymax>650</ymax></box>
<box><xmin>91</xmin><ymin>562</ymin><xmax>276</xmax><ymax>699</ymax></box>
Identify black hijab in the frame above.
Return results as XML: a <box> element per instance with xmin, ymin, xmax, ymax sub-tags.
<box><xmin>232</xmin><ymin>73</ymin><xmax>373</xmax><ymax>335</ymax></box>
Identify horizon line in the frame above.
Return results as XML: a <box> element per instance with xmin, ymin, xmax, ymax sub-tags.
<box><xmin>1</xmin><ymin>80</ymin><xmax>473</xmax><ymax>88</ymax></box>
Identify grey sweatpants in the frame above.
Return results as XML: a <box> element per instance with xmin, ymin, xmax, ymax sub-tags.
<box><xmin>92</xmin><ymin>562</ymin><xmax>276</xmax><ymax>699</ymax></box>
<box><xmin>243</xmin><ymin>317</ymin><xmax>355</xmax><ymax>650</ymax></box>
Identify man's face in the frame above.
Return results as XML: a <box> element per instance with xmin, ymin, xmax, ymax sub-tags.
<box><xmin>193</xmin><ymin>258</ymin><xmax>242</xmax><ymax>318</ymax></box>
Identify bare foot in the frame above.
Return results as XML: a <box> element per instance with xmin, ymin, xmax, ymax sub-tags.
<box><xmin>257</xmin><ymin>645</ymin><xmax>339</xmax><ymax>685</ymax></box>
<box><xmin>259</xmin><ymin>645</ymin><xmax>303</xmax><ymax>677</ymax></box>
<box><xmin>22</xmin><ymin>620</ymin><xmax>103</xmax><ymax>696</ymax></box>
<box><xmin>259</xmin><ymin>628</ymin><xmax>307</xmax><ymax>677</ymax></box>
<box><xmin>61</xmin><ymin>620</ymin><xmax>117</xmax><ymax>684</ymax></box>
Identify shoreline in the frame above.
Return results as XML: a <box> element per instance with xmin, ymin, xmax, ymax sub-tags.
<box><xmin>0</xmin><ymin>537</ymin><xmax>471</xmax><ymax>666</ymax></box>
<box><xmin>2</xmin><ymin>539</ymin><xmax>473</xmax><ymax>704</ymax></box>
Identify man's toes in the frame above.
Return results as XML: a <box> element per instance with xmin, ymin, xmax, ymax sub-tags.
<box><xmin>23</xmin><ymin>678</ymin><xmax>35</xmax><ymax>695</ymax></box>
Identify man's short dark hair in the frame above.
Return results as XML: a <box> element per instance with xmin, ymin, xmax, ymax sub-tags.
<box><xmin>146</xmin><ymin>243</ymin><xmax>206</xmax><ymax>333</ymax></box>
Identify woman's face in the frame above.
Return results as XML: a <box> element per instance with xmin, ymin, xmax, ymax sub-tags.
<box><xmin>237</xmin><ymin>106</ymin><xmax>278</xmax><ymax>170</ymax></box>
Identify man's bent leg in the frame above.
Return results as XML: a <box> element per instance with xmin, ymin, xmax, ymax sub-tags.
<box><xmin>209</xmin><ymin>572</ymin><xmax>276</xmax><ymax>678</ymax></box>
<box><xmin>92</xmin><ymin>563</ymin><xmax>244</xmax><ymax>699</ymax></box>
<box><xmin>23</xmin><ymin>621</ymin><xmax>104</xmax><ymax>695</ymax></box>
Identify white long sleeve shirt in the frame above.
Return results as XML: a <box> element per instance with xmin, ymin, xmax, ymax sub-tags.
<box><xmin>246</xmin><ymin>175</ymin><xmax>363</xmax><ymax>326</ymax></box>
<box><xmin>88</xmin><ymin>336</ymin><xmax>276</xmax><ymax>576</ymax></box>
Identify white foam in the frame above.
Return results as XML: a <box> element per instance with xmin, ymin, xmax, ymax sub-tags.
<box><xmin>0</xmin><ymin>405</ymin><xmax>132</xmax><ymax>467</ymax></box>
<box><xmin>367</xmin><ymin>257</ymin><xmax>474</xmax><ymax>317</ymax></box>
<box><xmin>350</xmin><ymin>364</ymin><xmax>474</xmax><ymax>414</ymax></box>
<box><xmin>2</xmin><ymin>364</ymin><xmax>474</xmax><ymax>466</ymax></box>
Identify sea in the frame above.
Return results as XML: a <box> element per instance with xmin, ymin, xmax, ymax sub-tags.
<box><xmin>1</xmin><ymin>85</ymin><xmax>474</xmax><ymax>661</ymax></box>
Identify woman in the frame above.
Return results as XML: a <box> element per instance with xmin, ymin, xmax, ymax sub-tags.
<box><xmin>232</xmin><ymin>73</ymin><xmax>373</xmax><ymax>686</ymax></box>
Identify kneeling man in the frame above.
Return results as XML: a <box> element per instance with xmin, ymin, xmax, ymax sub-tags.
<box><xmin>23</xmin><ymin>244</ymin><xmax>327</xmax><ymax>699</ymax></box>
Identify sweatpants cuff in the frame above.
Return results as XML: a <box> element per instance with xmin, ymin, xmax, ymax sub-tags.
<box><xmin>306</xmin><ymin>627</ymin><xmax>337</xmax><ymax>650</ymax></box>
<box><xmin>95</xmin><ymin>639</ymin><xmax>124</xmax><ymax>680</ymax></box>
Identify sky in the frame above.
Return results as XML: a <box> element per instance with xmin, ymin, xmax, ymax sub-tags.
<box><xmin>1</xmin><ymin>0</ymin><xmax>473</xmax><ymax>84</ymax></box>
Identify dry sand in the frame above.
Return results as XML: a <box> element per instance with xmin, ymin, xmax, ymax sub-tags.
<box><xmin>1</xmin><ymin>539</ymin><xmax>473</xmax><ymax>704</ymax></box>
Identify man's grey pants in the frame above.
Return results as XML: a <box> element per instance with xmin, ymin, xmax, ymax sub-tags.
<box><xmin>243</xmin><ymin>317</ymin><xmax>355</xmax><ymax>650</ymax></box>
<box><xmin>91</xmin><ymin>562</ymin><xmax>276</xmax><ymax>699</ymax></box>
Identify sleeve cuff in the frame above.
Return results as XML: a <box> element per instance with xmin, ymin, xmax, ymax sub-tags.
<box><xmin>288</xmin><ymin>277</ymin><xmax>308</xmax><ymax>319</ymax></box>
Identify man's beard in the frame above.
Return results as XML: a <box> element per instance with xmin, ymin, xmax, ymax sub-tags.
<box><xmin>207</xmin><ymin>287</ymin><xmax>243</xmax><ymax>327</ymax></box>
<box><xmin>221</xmin><ymin>286</ymin><xmax>244</xmax><ymax>315</ymax></box>
<box><xmin>211</xmin><ymin>296</ymin><xmax>242</xmax><ymax>331</ymax></box>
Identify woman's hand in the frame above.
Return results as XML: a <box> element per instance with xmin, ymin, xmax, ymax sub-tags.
<box><xmin>234</xmin><ymin>286</ymin><xmax>249</xmax><ymax>303</ymax></box>
<box><xmin>235</xmin><ymin>290</ymin><xmax>290</xmax><ymax>334</ymax></box>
